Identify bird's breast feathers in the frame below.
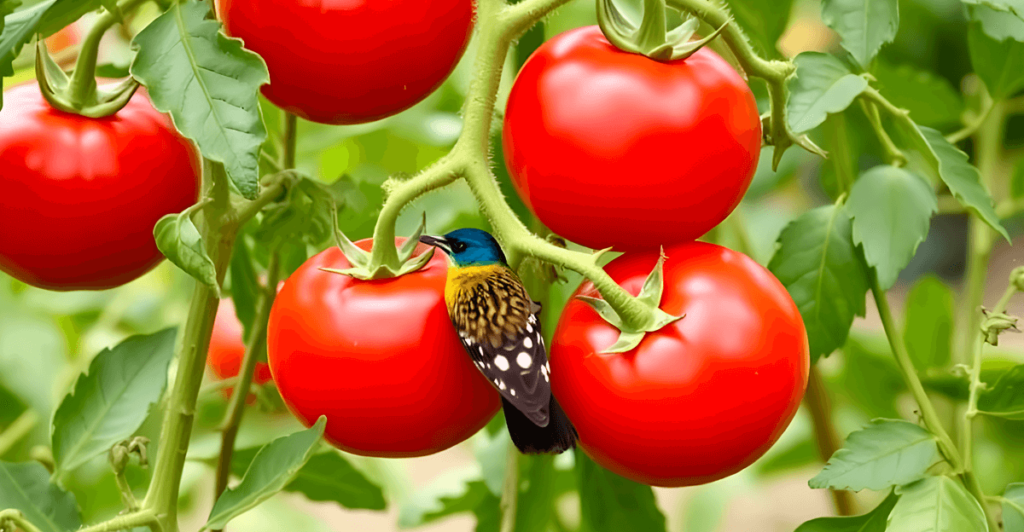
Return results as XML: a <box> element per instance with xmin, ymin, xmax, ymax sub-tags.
<box><xmin>445</xmin><ymin>265</ymin><xmax>534</xmax><ymax>347</ymax></box>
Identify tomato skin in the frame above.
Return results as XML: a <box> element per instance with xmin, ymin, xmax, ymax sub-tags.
<box><xmin>550</xmin><ymin>243</ymin><xmax>808</xmax><ymax>486</ymax></box>
<box><xmin>208</xmin><ymin>299</ymin><xmax>273</xmax><ymax>386</ymax></box>
<box><xmin>217</xmin><ymin>0</ymin><xmax>474</xmax><ymax>125</ymax></box>
<box><xmin>503</xmin><ymin>26</ymin><xmax>762</xmax><ymax>251</ymax></box>
<box><xmin>267</xmin><ymin>240</ymin><xmax>501</xmax><ymax>457</ymax></box>
<box><xmin>45</xmin><ymin>23</ymin><xmax>80</xmax><ymax>53</ymax></box>
<box><xmin>0</xmin><ymin>82</ymin><xmax>200</xmax><ymax>290</ymax></box>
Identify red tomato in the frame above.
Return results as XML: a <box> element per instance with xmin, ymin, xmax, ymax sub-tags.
<box><xmin>502</xmin><ymin>26</ymin><xmax>762</xmax><ymax>251</ymax></box>
<box><xmin>0</xmin><ymin>82</ymin><xmax>200</xmax><ymax>290</ymax></box>
<box><xmin>217</xmin><ymin>0</ymin><xmax>474</xmax><ymax>125</ymax></box>
<box><xmin>208</xmin><ymin>299</ymin><xmax>273</xmax><ymax>386</ymax></box>
<box><xmin>551</xmin><ymin>243</ymin><xmax>808</xmax><ymax>486</ymax></box>
<box><xmin>267</xmin><ymin>239</ymin><xmax>501</xmax><ymax>457</ymax></box>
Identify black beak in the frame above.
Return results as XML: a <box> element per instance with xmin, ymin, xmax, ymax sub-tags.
<box><xmin>419</xmin><ymin>235</ymin><xmax>450</xmax><ymax>253</ymax></box>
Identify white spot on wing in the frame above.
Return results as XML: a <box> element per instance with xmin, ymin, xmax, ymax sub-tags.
<box><xmin>510</xmin><ymin>389</ymin><xmax>516</xmax><ymax>396</ymax></box>
<box><xmin>523</xmin><ymin>337</ymin><xmax>533</xmax><ymax>349</ymax></box>
<box><xmin>494</xmin><ymin>355</ymin><xmax>510</xmax><ymax>371</ymax></box>
<box><xmin>526</xmin><ymin>323</ymin><xmax>533</xmax><ymax>333</ymax></box>
<box><xmin>516</xmin><ymin>352</ymin><xmax>532</xmax><ymax>369</ymax></box>
<box><xmin>498</xmin><ymin>380</ymin><xmax>506</xmax><ymax>390</ymax></box>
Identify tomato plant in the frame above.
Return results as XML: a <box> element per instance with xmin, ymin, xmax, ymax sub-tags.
<box><xmin>267</xmin><ymin>239</ymin><xmax>501</xmax><ymax>457</ymax></box>
<box><xmin>551</xmin><ymin>243</ymin><xmax>808</xmax><ymax>486</ymax></box>
<box><xmin>4</xmin><ymin>0</ymin><xmax>1024</xmax><ymax>531</ymax></box>
<box><xmin>503</xmin><ymin>25</ymin><xmax>761</xmax><ymax>251</ymax></box>
<box><xmin>0</xmin><ymin>82</ymin><xmax>200</xmax><ymax>290</ymax></box>
<box><xmin>216</xmin><ymin>0</ymin><xmax>475</xmax><ymax>125</ymax></box>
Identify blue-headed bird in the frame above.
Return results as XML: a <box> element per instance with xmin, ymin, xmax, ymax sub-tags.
<box><xmin>420</xmin><ymin>228</ymin><xmax>578</xmax><ymax>454</ymax></box>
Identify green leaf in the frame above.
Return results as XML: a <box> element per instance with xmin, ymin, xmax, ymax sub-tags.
<box><xmin>968</xmin><ymin>20</ymin><xmax>1024</xmax><ymax>99</ymax></box>
<box><xmin>228</xmin><ymin>229</ymin><xmax>260</xmax><ymax>340</ymax></box>
<box><xmin>720</xmin><ymin>0</ymin><xmax>792</xmax><ymax>56</ymax></box>
<box><xmin>809</xmin><ymin>419</ymin><xmax>939</xmax><ymax>491</ymax></box>
<box><xmin>769</xmin><ymin>205</ymin><xmax>869</xmax><ymax>362</ymax></box>
<box><xmin>0</xmin><ymin>461</ymin><xmax>81</xmax><ymax>532</ymax></box>
<box><xmin>872</xmin><ymin>62</ymin><xmax>964</xmax><ymax>128</ymax></box>
<box><xmin>473</xmin><ymin>491</ymin><xmax>502</xmax><ymax>532</ymax></box>
<box><xmin>820</xmin><ymin>0</ymin><xmax>899</xmax><ymax>66</ymax></box>
<box><xmin>1011</xmin><ymin>158</ymin><xmax>1024</xmax><ymax>199</ymax></box>
<box><xmin>398</xmin><ymin>468</ymin><xmax>491</xmax><ymax>527</ymax></box>
<box><xmin>576</xmin><ymin>449</ymin><xmax>667</xmax><ymax>532</ymax></box>
<box><xmin>903</xmin><ymin>275</ymin><xmax>953</xmax><ymax>370</ymax></box>
<box><xmin>51</xmin><ymin>328</ymin><xmax>177</xmax><ymax>476</ymax></box>
<box><xmin>889</xmin><ymin>476</ymin><xmax>989</xmax><ymax>532</ymax></box>
<box><xmin>977</xmin><ymin>364</ymin><xmax>1024</xmax><ymax>419</ymax></box>
<box><xmin>963</xmin><ymin>0</ymin><xmax>1024</xmax><ymax>22</ymax></box>
<box><xmin>969</xmin><ymin>4</ymin><xmax>1024</xmax><ymax>41</ymax></box>
<box><xmin>130</xmin><ymin>0</ymin><xmax>268</xmax><ymax>199</ymax></box>
<box><xmin>203</xmin><ymin>416</ymin><xmax>326</xmax><ymax>530</ymax></box>
<box><xmin>255</xmin><ymin>176</ymin><xmax>338</xmax><ymax>248</ymax></box>
<box><xmin>231</xmin><ymin>447</ymin><xmax>386</xmax><ymax>510</ymax></box>
<box><xmin>1003</xmin><ymin>483</ymin><xmax>1024</xmax><ymax>532</ymax></box>
<box><xmin>795</xmin><ymin>491</ymin><xmax>897</xmax><ymax>532</ymax></box>
<box><xmin>154</xmin><ymin>207</ymin><xmax>220</xmax><ymax>293</ymax></box>
<box><xmin>846</xmin><ymin>165</ymin><xmax>937</xmax><ymax>290</ymax></box>
<box><xmin>919</xmin><ymin>127</ymin><xmax>1009</xmax><ymax>240</ymax></box>
<box><xmin>787</xmin><ymin>52</ymin><xmax>869</xmax><ymax>133</ymax></box>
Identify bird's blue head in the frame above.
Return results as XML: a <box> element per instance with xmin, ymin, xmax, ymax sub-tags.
<box><xmin>420</xmin><ymin>228</ymin><xmax>507</xmax><ymax>267</ymax></box>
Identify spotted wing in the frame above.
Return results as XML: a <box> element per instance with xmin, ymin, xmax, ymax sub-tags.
<box><xmin>451</xmin><ymin>270</ymin><xmax>552</xmax><ymax>427</ymax></box>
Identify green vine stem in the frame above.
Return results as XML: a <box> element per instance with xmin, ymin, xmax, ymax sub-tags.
<box><xmin>858</xmin><ymin>100</ymin><xmax>906</xmax><ymax>167</ymax></box>
<box><xmin>0</xmin><ymin>409</ymin><xmax>39</xmax><ymax>458</ymax></box>
<box><xmin>804</xmin><ymin>366</ymin><xmax>856</xmax><ymax>516</ymax></box>
<box><xmin>0</xmin><ymin>509</ymin><xmax>43</xmax><ymax>532</ymax></box>
<box><xmin>870</xmin><ymin>276</ymin><xmax>999</xmax><ymax>531</ymax></box>
<box><xmin>499</xmin><ymin>444</ymin><xmax>520</xmax><ymax>532</ymax></box>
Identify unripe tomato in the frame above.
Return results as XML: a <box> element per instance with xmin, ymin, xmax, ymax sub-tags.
<box><xmin>267</xmin><ymin>240</ymin><xmax>501</xmax><ymax>457</ymax></box>
<box><xmin>208</xmin><ymin>299</ymin><xmax>273</xmax><ymax>387</ymax></box>
<box><xmin>0</xmin><ymin>82</ymin><xmax>200</xmax><ymax>290</ymax></box>
<box><xmin>217</xmin><ymin>0</ymin><xmax>475</xmax><ymax>125</ymax></box>
<box><xmin>503</xmin><ymin>26</ymin><xmax>762</xmax><ymax>251</ymax></box>
<box><xmin>551</xmin><ymin>243</ymin><xmax>808</xmax><ymax>486</ymax></box>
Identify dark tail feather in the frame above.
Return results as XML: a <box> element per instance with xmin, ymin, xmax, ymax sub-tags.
<box><xmin>503</xmin><ymin>395</ymin><xmax>578</xmax><ymax>454</ymax></box>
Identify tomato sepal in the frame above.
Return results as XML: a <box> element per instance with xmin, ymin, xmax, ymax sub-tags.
<box><xmin>34</xmin><ymin>35</ymin><xmax>140</xmax><ymax>118</ymax></box>
<box><xmin>322</xmin><ymin>214</ymin><xmax>435</xmax><ymax>280</ymax></box>
<box><xmin>577</xmin><ymin>251</ymin><xmax>684</xmax><ymax>353</ymax></box>
<box><xmin>597</xmin><ymin>0</ymin><xmax>730</xmax><ymax>62</ymax></box>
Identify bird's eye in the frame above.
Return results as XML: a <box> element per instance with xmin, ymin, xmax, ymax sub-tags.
<box><xmin>451</xmin><ymin>241</ymin><xmax>467</xmax><ymax>253</ymax></box>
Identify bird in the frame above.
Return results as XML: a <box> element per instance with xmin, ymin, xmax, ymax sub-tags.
<box><xmin>419</xmin><ymin>228</ymin><xmax>578</xmax><ymax>454</ymax></box>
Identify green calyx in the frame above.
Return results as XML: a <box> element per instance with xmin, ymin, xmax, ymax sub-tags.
<box><xmin>578</xmin><ymin>251</ymin><xmax>683</xmax><ymax>353</ymax></box>
<box><xmin>597</xmin><ymin>0</ymin><xmax>731</xmax><ymax>62</ymax></box>
<box><xmin>322</xmin><ymin>213</ymin><xmax>435</xmax><ymax>280</ymax></box>
<box><xmin>34</xmin><ymin>0</ymin><xmax>140</xmax><ymax>118</ymax></box>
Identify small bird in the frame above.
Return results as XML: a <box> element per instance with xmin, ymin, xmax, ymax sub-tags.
<box><xmin>420</xmin><ymin>228</ymin><xmax>578</xmax><ymax>454</ymax></box>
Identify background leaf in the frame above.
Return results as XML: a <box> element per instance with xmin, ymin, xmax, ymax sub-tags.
<box><xmin>0</xmin><ymin>461</ymin><xmax>81</xmax><ymax>532</ymax></box>
<box><xmin>873</xmin><ymin>62</ymin><xmax>964</xmax><ymax>128</ymax></box>
<box><xmin>969</xmin><ymin>4</ymin><xmax>1024</xmax><ymax>41</ymax></box>
<box><xmin>889</xmin><ymin>476</ymin><xmax>989</xmax><ymax>532</ymax></box>
<box><xmin>51</xmin><ymin>328</ymin><xmax>177</xmax><ymax>476</ymax></box>
<box><xmin>977</xmin><ymin>364</ymin><xmax>1024</xmax><ymax>419</ymax></box>
<box><xmin>1004</xmin><ymin>483</ymin><xmax>1024</xmax><ymax>532</ymax></box>
<box><xmin>903</xmin><ymin>275</ymin><xmax>953</xmax><ymax>371</ymax></box>
<box><xmin>131</xmin><ymin>0</ymin><xmax>268</xmax><ymax>199</ymax></box>
<box><xmin>203</xmin><ymin>416</ymin><xmax>326</xmax><ymax>530</ymax></box>
<box><xmin>846</xmin><ymin>165</ymin><xmax>937</xmax><ymax>289</ymax></box>
<box><xmin>232</xmin><ymin>447</ymin><xmax>386</xmax><ymax>510</ymax></box>
<box><xmin>820</xmin><ymin>0</ymin><xmax>899</xmax><ymax>66</ymax></box>
<box><xmin>576</xmin><ymin>450</ymin><xmax>666</xmax><ymax>532</ymax></box>
<box><xmin>794</xmin><ymin>491</ymin><xmax>897</xmax><ymax>532</ymax></box>
<box><xmin>919</xmin><ymin>127</ymin><xmax>1008</xmax><ymax>240</ymax></box>
<box><xmin>787</xmin><ymin>52</ymin><xmax>869</xmax><ymax>133</ymax></box>
<box><xmin>722</xmin><ymin>0</ymin><xmax>793</xmax><ymax>56</ymax></box>
<box><xmin>398</xmin><ymin>468</ymin><xmax>492</xmax><ymax>528</ymax></box>
<box><xmin>769</xmin><ymin>205</ymin><xmax>869</xmax><ymax>362</ymax></box>
<box><xmin>809</xmin><ymin>419</ymin><xmax>939</xmax><ymax>491</ymax></box>
<box><xmin>967</xmin><ymin>20</ymin><xmax>1024</xmax><ymax>99</ymax></box>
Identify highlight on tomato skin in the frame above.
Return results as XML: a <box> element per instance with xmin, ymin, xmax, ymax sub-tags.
<box><xmin>0</xmin><ymin>82</ymin><xmax>201</xmax><ymax>291</ymax></box>
<box><xmin>503</xmin><ymin>25</ymin><xmax>762</xmax><ymax>252</ymax></box>
<box><xmin>550</xmin><ymin>242</ymin><xmax>809</xmax><ymax>487</ymax></box>
<box><xmin>266</xmin><ymin>238</ymin><xmax>501</xmax><ymax>458</ymax></box>
<box><xmin>216</xmin><ymin>0</ymin><xmax>475</xmax><ymax>125</ymax></box>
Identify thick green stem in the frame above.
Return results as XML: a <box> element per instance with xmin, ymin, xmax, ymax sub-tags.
<box><xmin>142</xmin><ymin>163</ymin><xmax>236</xmax><ymax>532</ymax></box>
<box><xmin>212</xmin><ymin>252</ymin><xmax>279</xmax><ymax>503</ymax></box>
<box><xmin>871</xmin><ymin>277</ymin><xmax>998</xmax><ymax>530</ymax></box>
<box><xmin>65</xmin><ymin>0</ymin><xmax>145</xmax><ymax>106</ymax></box>
<box><xmin>499</xmin><ymin>446</ymin><xmax>520</xmax><ymax>532</ymax></box>
<box><xmin>0</xmin><ymin>510</ymin><xmax>43</xmax><ymax>532</ymax></box>
<box><xmin>76</xmin><ymin>510</ymin><xmax>158</xmax><ymax>532</ymax></box>
<box><xmin>636</xmin><ymin>0</ymin><xmax>669</xmax><ymax>55</ymax></box>
<box><xmin>0</xmin><ymin>409</ymin><xmax>38</xmax><ymax>458</ymax></box>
